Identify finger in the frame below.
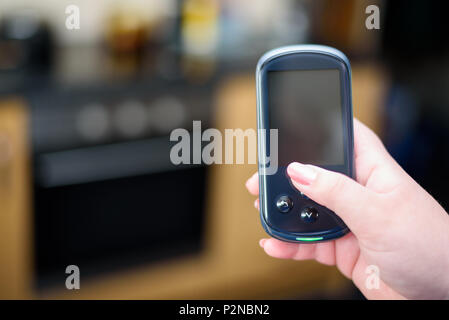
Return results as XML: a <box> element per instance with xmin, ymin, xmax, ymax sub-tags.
<box><xmin>353</xmin><ymin>118</ymin><xmax>396</xmax><ymax>186</ymax></box>
<box><xmin>287</xmin><ymin>162</ymin><xmax>379</xmax><ymax>234</ymax></box>
<box><xmin>334</xmin><ymin>233</ymin><xmax>360</xmax><ymax>279</ymax></box>
<box><xmin>353</xmin><ymin>119</ymin><xmax>405</xmax><ymax>192</ymax></box>
<box><xmin>314</xmin><ymin>241</ymin><xmax>336</xmax><ymax>266</ymax></box>
<box><xmin>260</xmin><ymin>238</ymin><xmax>336</xmax><ymax>266</ymax></box>
<box><xmin>254</xmin><ymin>198</ymin><xmax>259</xmax><ymax>210</ymax></box>
<box><xmin>245</xmin><ymin>172</ymin><xmax>259</xmax><ymax>196</ymax></box>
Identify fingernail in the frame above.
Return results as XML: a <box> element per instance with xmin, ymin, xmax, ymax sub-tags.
<box><xmin>287</xmin><ymin>162</ymin><xmax>317</xmax><ymax>185</ymax></box>
<box><xmin>259</xmin><ymin>239</ymin><xmax>267</xmax><ymax>248</ymax></box>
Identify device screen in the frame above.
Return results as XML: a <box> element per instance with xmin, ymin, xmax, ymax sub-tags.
<box><xmin>268</xmin><ymin>69</ymin><xmax>344</xmax><ymax>167</ymax></box>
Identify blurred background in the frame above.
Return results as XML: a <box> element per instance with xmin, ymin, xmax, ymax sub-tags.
<box><xmin>0</xmin><ymin>0</ymin><xmax>448</xmax><ymax>299</ymax></box>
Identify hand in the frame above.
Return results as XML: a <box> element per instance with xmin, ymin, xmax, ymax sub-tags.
<box><xmin>245</xmin><ymin>119</ymin><xmax>449</xmax><ymax>299</ymax></box>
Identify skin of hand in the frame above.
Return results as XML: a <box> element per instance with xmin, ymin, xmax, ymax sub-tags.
<box><xmin>245</xmin><ymin>119</ymin><xmax>449</xmax><ymax>300</ymax></box>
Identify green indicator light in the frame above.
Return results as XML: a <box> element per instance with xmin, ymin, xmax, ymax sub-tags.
<box><xmin>296</xmin><ymin>237</ymin><xmax>323</xmax><ymax>242</ymax></box>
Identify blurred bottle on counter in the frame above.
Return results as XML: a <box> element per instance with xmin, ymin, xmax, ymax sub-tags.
<box><xmin>105</xmin><ymin>4</ymin><xmax>150</xmax><ymax>76</ymax></box>
<box><xmin>104</xmin><ymin>0</ymin><xmax>176</xmax><ymax>78</ymax></box>
<box><xmin>180</xmin><ymin>0</ymin><xmax>220</xmax><ymax>82</ymax></box>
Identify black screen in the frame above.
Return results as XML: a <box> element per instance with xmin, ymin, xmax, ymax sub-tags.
<box><xmin>268</xmin><ymin>69</ymin><xmax>344</xmax><ymax>167</ymax></box>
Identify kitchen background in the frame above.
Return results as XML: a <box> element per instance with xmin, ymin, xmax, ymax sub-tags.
<box><xmin>0</xmin><ymin>0</ymin><xmax>448</xmax><ymax>299</ymax></box>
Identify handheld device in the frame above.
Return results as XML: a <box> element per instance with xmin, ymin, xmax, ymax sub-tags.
<box><xmin>256</xmin><ymin>45</ymin><xmax>355</xmax><ymax>242</ymax></box>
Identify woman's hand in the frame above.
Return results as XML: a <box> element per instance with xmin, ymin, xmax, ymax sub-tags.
<box><xmin>246</xmin><ymin>119</ymin><xmax>449</xmax><ymax>299</ymax></box>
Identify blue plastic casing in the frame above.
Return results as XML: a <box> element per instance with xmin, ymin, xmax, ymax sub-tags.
<box><xmin>256</xmin><ymin>45</ymin><xmax>355</xmax><ymax>243</ymax></box>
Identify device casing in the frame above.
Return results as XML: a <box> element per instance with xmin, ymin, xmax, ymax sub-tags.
<box><xmin>256</xmin><ymin>45</ymin><xmax>355</xmax><ymax>243</ymax></box>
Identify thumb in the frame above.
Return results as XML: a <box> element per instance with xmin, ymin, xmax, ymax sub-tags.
<box><xmin>286</xmin><ymin>162</ymin><xmax>379</xmax><ymax>235</ymax></box>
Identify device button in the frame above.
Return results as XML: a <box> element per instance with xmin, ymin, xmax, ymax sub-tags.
<box><xmin>276</xmin><ymin>195</ymin><xmax>293</xmax><ymax>213</ymax></box>
<box><xmin>300</xmin><ymin>207</ymin><xmax>319</xmax><ymax>223</ymax></box>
